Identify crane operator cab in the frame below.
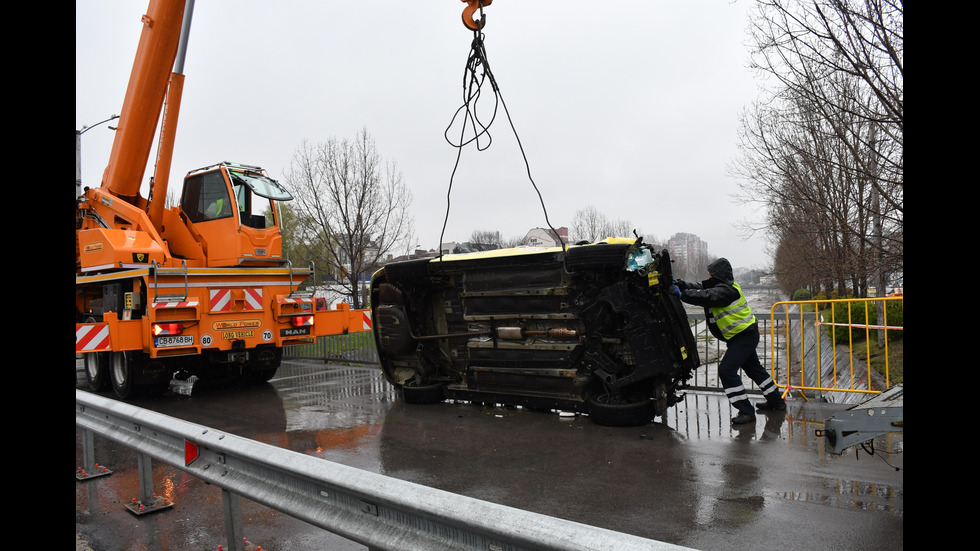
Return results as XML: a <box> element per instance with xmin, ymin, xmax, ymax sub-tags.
<box><xmin>177</xmin><ymin>162</ymin><xmax>293</xmax><ymax>267</ymax></box>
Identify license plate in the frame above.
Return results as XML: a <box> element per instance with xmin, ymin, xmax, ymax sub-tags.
<box><xmin>156</xmin><ymin>335</ymin><xmax>194</xmax><ymax>348</ymax></box>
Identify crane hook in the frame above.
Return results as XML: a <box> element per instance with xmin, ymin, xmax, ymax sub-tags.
<box><xmin>461</xmin><ymin>0</ymin><xmax>492</xmax><ymax>31</ymax></box>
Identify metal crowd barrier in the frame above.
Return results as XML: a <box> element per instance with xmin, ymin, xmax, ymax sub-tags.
<box><xmin>285</xmin><ymin>331</ymin><xmax>379</xmax><ymax>364</ymax></box>
<box><xmin>683</xmin><ymin>313</ymin><xmax>773</xmax><ymax>395</ymax></box>
<box><xmin>767</xmin><ymin>296</ymin><xmax>903</xmax><ymax>402</ymax></box>
<box><xmin>75</xmin><ymin>389</ymin><xmax>692</xmax><ymax>551</ymax></box>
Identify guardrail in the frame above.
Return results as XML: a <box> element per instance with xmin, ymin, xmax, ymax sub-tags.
<box><xmin>285</xmin><ymin>331</ymin><xmax>378</xmax><ymax>364</ymax></box>
<box><xmin>768</xmin><ymin>296</ymin><xmax>903</xmax><ymax>401</ymax></box>
<box><xmin>75</xmin><ymin>389</ymin><xmax>692</xmax><ymax>551</ymax></box>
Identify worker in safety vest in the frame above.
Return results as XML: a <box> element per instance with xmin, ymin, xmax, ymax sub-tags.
<box><xmin>204</xmin><ymin>197</ymin><xmax>227</xmax><ymax>219</ymax></box>
<box><xmin>673</xmin><ymin>258</ymin><xmax>786</xmax><ymax>425</ymax></box>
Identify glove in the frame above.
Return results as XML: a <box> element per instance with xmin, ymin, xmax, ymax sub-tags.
<box><xmin>670</xmin><ymin>285</ymin><xmax>681</xmax><ymax>298</ymax></box>
<box><xmin>674</xmin><ymin>279</ymin><xmax>687</xmax><ymax>291</ymax></box>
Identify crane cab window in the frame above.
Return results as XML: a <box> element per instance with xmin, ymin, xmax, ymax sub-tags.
<box><xmin>228</xmin><ymin>170</ymin><xmax>293</xmax><ymax>229</ymax></box>
<box><xmin>182</xmin><ymin>171</ymin><xmax>232</xmax><ymax>223</ymax></box>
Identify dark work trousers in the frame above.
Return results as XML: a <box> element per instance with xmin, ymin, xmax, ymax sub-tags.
<box><xmin>719</xmin><ymin>323</ymin><xmax>781</xmax><ymax>415</ymax></box>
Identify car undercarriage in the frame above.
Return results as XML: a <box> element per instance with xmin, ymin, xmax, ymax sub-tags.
<box><xmin>370</xmin><ymin>238</ymin><xmax>700</xmax><ymax>426</ymax></box>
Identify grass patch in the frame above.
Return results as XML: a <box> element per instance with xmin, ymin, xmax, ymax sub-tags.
<box><xmin>855</xmin><ymin>336</ymin><xmax>903</xmax><ymax>386</ymax></box>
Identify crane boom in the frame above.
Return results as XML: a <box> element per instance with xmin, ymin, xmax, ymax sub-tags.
<box><xmin>101</xmin><ymin>0</ymin><xmax>187</xmax><ymax>203</ymax></box>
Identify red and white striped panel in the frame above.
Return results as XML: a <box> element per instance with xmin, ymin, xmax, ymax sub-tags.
<box><xmin>362</xmin><ymin>311</ymin><xmax>373</xmax><ymax>331</ymax></box>
<box><xmin>277</xmin><ymin>297</ymin><xmax>314</xmax><ymax>305</ymax></box>
<box><xmin>243</xmin><ymin>288</ymin><xmax>263</xmax><ymax>310</ymax></box>
<box><xmin>76</xmin><ymin>324</ymin><xmax>111</xmax><ymax>352</ymax></box>
<box><xmin>152</xmin><ymin>300</ymin><xmax>199</xmax><ymax>308</ymax></box>
<box><xmin>210</xmin><ymin>289</ymin><xmax>233</xmax><ymax>312</ymax></box>
<box><xmin>211</xmin><ymin>289</ymin><xmax>263</xmax><ymax>311</ymax></box>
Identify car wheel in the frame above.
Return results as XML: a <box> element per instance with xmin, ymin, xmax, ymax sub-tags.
<box><xmin>587</xmin><ymin>392</ymin><xmax>656</xmax><ymax>427</ymax></box>
<box><xmin>402</xmin><ymin>382</ymin><xmax>445</xmax><ymax>404</ymax></box>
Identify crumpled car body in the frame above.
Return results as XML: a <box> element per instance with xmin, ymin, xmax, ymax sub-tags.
<box><xmin>369</xmin><ymin>237</ymin><xmax>700</xmax><ymax>426</ymax></box>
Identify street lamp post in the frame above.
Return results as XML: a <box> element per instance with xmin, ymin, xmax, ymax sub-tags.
<box><xmin>76</xmin><ymin>115</ymin><xmax>119</xmax><ymax>198</ymax></box>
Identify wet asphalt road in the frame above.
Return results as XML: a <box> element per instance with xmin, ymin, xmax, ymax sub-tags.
<box><xmin>76</xmin><ymin>360</ymin><xmax>903</xmax><ymax>551</ymax></box>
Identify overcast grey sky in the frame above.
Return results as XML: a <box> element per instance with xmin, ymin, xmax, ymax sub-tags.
<box><xmin>76</xmin><ymin>0</ymin><xmax>772</xmax><ymax>269</ymax></box>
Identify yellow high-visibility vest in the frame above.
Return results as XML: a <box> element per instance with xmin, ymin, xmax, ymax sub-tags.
<box><xmin>710</xmin><ymin>282</ymin><xmax>755</xmax><ymax>339</ymax></box>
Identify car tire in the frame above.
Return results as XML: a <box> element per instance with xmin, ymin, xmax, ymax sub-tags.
<box><xmin>402</xmin><ymin>382</ymin><xmax>445</xmax><ymax>405</ymax></box>
<box><xmin>587</xmin><ymin>393</ymin><xmax>656</xmax><ymax>427</ymax></box>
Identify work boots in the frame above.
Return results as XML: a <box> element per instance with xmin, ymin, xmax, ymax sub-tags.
<box><xmin>731</xmin><ymin>412</ymin><xmax>756</xmax><ymax>425</ymax></box>
<box><xmin>756</xmin><ymin>398</ymin><xmax>787</xmax><ymax>412</ymax></box>
<box><xmin>731</xmin><ymin>400</ymin><xmax>756</xmax><ymax>425</ymax></box>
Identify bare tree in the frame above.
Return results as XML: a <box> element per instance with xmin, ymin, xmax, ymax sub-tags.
<box><xmin>571</xmin><ymin>206</ymin><xmax>609</xmax><ymax>243</ymax></box>
<box><xmin>570</xmin><ymin>206</ymin><xmax>641</xmax><ymax>244</ymax></box>
<box><xmin>277</xmin><ymin>202</ymin><xmax>309</xmax><ymax>271</ymax></box>
<box><xmin>464</xmin><ymin>229</ymin><xmax>531</xmax><ymax>249</ymax></box>
<box><xmin>469</xmin><ymin>229</ymin><xmax>503</xmax><ymax>247</ymax></box>
<box><xmin>608</xmin><ymin>219</ymin><xmax>643</xmax><ymax>241</ymax></box>
<box><xmin>284</xmin><ymin>129</ymin><xmax>414</xmax><ymax>308</ymax></box>
<box><xmin>735</xmin><ymin>0</ymin><xmax>902</xmax><ymax>297</ymax></box>
<box><xmin>748</xmin><ymin>0</ymin><xmax>903</xmax><ymax>197</ymax></box>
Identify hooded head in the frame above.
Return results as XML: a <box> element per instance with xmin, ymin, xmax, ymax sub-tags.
<box><xmin>707</xmin><ymin>257</ymin><xmax>735</xmax><ymax>284</ymax></box>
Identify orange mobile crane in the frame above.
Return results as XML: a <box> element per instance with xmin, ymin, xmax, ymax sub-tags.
<box><xmin>76</xmin><ymin>0</ymin><xmax>370</xmax><ymax>399</ymax></box>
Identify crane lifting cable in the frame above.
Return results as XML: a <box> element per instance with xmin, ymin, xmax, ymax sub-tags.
<box><xmin>438</xmin><ymin>0</ymin><xmax>566</xmax><ymax>259</ymax></box>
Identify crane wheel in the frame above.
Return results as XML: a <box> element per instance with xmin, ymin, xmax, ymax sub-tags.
<box><xmin>85</xmin><ymin>352</ymin><xmax>109</xmax><ymax>391</ymax></box>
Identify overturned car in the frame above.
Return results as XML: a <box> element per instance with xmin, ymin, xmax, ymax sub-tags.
<box><xmin>369</xmin><ymin>237</ymin><xmax>700</xmax><ymax>426</ymax></box>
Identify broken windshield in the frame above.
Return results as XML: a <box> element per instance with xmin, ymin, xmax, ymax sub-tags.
<box><xmin>228</xmin><ymin>170</ymin><xmax>293</xmax><ymax>202</ymax></box>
